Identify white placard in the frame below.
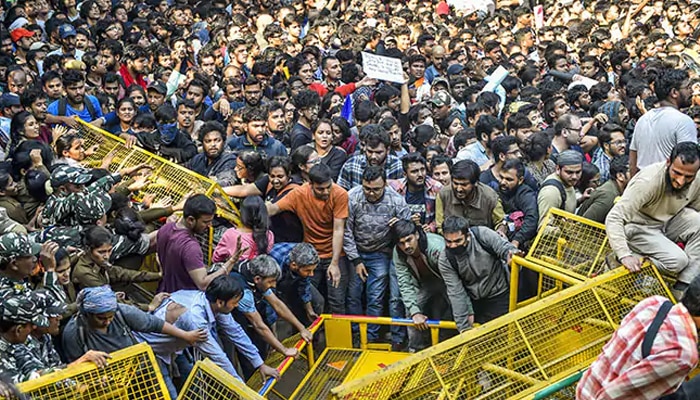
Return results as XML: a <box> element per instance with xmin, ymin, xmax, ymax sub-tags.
<box><xmin>361</xmin><ymin>52</ymin><xmax>405</xmax><ymax>84</ymax></box>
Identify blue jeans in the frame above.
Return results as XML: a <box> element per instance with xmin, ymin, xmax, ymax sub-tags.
<box><xmin>158</xmin><ymin>353</ymin><xmax>194</xmax><ymax>400</ymax></box>
<box><xmin>348</xmin><ymin>252</ymin><xmax>406</xmax><ymax>343</ymax></box>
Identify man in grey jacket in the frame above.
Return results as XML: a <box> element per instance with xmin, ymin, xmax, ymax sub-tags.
<box><xmin>439</xmin><ymin>216</ymin><xmax>518</xmax><ymax>332</ymax></box>
<box><xmin>344</xmin><ymin>166</ymin><xmax>411</xmax><ymax>348</ymax></box>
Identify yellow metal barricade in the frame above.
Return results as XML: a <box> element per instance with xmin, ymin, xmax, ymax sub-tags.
<box><xmin>330</xmin><ymin>263</ymin><xmax>673</xmax><ymax>400</ymax></box>
<box><xmin>74</xmin><ymin>118</ymin><xmax>240</xmax><ymax>226</ymax></box>
<box><xmin>509</xmin><ymin>255</ymin><xmax>584</xmax><ymax>311</ymax></box>
<box><xmin>527</xmin><ymin>209</ymin><xmax>612</xmax><ymax>280</ymax></box>
<box><xmin>177</xmin><ymin>359</ymin><xmax>264</xmax><ymax>400</ymax></box>
<box><xmin>5</xmin><ymin>343</ymin><xmax>170</xmax><ymax>400</ymax></box>
<box><xmin>509</xmin><ymin>210</ymin><xmax>611</xmax><ymax>310</ymax></box>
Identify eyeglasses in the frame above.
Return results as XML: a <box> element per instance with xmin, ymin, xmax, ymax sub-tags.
<box><xmin>610</xmin><ymin>140</ymin><xmax>626</xmax><ymax>146</ymax></box>
<box><xmin>306</xmin><ymin>158</ymin><xmax>321</xmax><ymax>165</ymax></box>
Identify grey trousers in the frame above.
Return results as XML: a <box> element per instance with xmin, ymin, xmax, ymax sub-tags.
<box><xmin>624</xmin><ymin>208</ymin><xmax>700</xmax><ymax>284</ymax></box>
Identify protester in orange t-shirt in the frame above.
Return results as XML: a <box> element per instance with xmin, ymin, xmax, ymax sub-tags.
<box><xmin>268</xmin><ymin>163</ymin><xmax>350</xmax><ymax>314</ymax></box>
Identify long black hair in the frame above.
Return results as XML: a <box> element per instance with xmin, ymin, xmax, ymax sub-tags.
<box><xmin>240</xmin><ymin>196</ymin><xmax>270</xmax><ymax>255</ymax></box>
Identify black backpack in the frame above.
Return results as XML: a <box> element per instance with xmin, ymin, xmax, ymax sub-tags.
<box><xmin>541</xmin><ymin>179</ymin><xmax>567</xmax><ymax>209</ymax></box>
<box><xmin>445</xmin><ymin>227</ymin><xmax>509</xmax><ymax>281</ymax></box>
<box><xmin>57</xmin><ymin>97</ymin><xmax>98</xmax><ymax>121</ymax></box>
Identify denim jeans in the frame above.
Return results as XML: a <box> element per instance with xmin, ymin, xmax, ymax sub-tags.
<box><xmin>310</xmin><ymin>256</ymin><xmax>350</xmax><ymax>314</ymax></box>
<box><xmin>347</xmin><ymin>251</ymin><xmax>406</xmax><ymax>343</ymax></box>
<box><xmin>158</xmin><ymin>353</ymin><xmax>194</xmax><ymax>400</ymax></box>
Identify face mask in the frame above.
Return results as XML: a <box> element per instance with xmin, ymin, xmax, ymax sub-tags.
<box><xmin>447</xmin><ymin>244</ymin><xmax>468</xmax><ymax>257</ymax></box>
<box><xmin>35</xmin><ymin>60</ymin><xmax>44</xmax><ymax>76</ymax></box>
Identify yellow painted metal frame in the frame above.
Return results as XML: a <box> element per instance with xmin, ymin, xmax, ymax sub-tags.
<box><xmin>9</xmin><ymin>343</ymin><xmax>170</xmax><ymax>400</ymax></box>
<box><xmin>177</xmin><ymin>358</ymin><xmax>264</xmax><ymax>400</ymax></box>
<box><xmin>526</xmin><ymin>208</ymin><xmax>612</xmax><ymax>281</ymax></box>
<box><xmin>74</xmin><ymin>117</ymin><xmax>240</xmax><ymax>225</ymax></box>
<box><xmin>329</xmin><ymin>263</ymin><xmax>674</xmax><ymax>400</ymax></box>
<box><xmin>288</xmin><ymin>347</ymin><xmax>364</xmax><ymax>399</ymax></box>
<box><xmin>509</xmin><ymin>255</ymin><xmax>584</xmax><ymax>311</ymax></box>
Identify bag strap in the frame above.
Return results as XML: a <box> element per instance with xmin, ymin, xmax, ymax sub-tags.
<box><xmin>642</xmin><ymin>300</ymin><xmax>673</xmax><ymax>358</ymax></box>
<box><xmin>114</xmin><ymin>308</ymin><xmax>138</xmax><ymax>345</ymax></box>
<box><xmin>84</xmin><ymin>97</ymin><xmax>97</xmax><ymax>120</ymax></box>
<box><xmin>541</xmin><ymin>179</ymin><xmax>567</xmax><ymax>209</ymax></box>
<box><xmin>58</xmin><ymin>98</ymin><xmax>67</xmax><ymax>117</ymax></box>
<box><xmin>57</xmin><ymin>97</ymin><xmax>97</xmax><ymax>120</ymax></box>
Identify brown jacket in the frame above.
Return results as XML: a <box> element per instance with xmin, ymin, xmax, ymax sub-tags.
<box><xmin>435</xmin><ymin>182</ymin><xmax>504</xmax><ymax>231</ymax></box>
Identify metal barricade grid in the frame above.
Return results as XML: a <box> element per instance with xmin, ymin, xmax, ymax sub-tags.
<box><xmin>10</xmin><ymin>343</ymin><xmax>169</xmax><ymax>400</ymax></box>
<box><xmin>177</xmin><ymin>359</ymin><xmax>264</xmax><ymax>400</ymax></box>
<box><xmin>527</xmin><ymin>209</ymin><xmax>612</xmax><ymax>279</ymax></box>
<box><xmin>290</xmin><ymin>349</ymin><xmax>363</xmax><ymax>400</ymax></box>
<box><xmin>74</xmin><ymin>118</ymin><xmax>240</xmax><ymax>226</ymax></box>
<box><xmin>330</xmin><ymin>265</ymin><xmax>672</xmax><ymax>400</ymax></box>
<box><xmin>247</xmin><ymin>333</ymin><xmax>312</xmax><ymax>399</ymax></box>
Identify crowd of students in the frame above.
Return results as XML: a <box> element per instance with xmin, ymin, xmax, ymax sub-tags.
<box><xmin>1</xmin><ymin>0</ymin><xmax>700</xmax><ymax>397</ymax></box>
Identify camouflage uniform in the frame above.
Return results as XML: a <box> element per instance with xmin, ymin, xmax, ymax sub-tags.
<box><xmin>0</xmin><ymin>208</ymin><xmax>27</xmax><ymax>235</ymax></box>
<box><xmin>24</xmin><ymin>290</ymin><xmax>67</xmax><ymax>371</ymax></box>
<box><xmin>0</xmin><ymin>233</ymin><xmax>63</xmax><ymax>309</ymax></box>
<box><xmin>30</xmin><ymin>226</ymin><xmax>83</xmax><ymax>249</ymax></box>
<box><xmin>0</xmin><ymin>232</ymin><xmax>43</xmax><ymax>294</ymax></box>
<box><xmin>110</xmin><ymin>232</ymin><xmax>150</xmax><ymax>264</ymax></box>
<box><xmin>41</xmin><ymin>165</ymin><xmax>119</xmax><ymax>227</ymax></box>
<box><xmin>0</xmin><ymin>295</ymin><xmax>49</xmax><ymax>383</ymax></box>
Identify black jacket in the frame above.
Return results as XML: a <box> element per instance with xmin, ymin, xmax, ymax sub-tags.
<box><xmin>499</xmin><ymin>184</ymin><xmax>539</xmax><ymax>246</ymax></box>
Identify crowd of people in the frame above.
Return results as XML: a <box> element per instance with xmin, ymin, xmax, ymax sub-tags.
<box><xmin>1</xmin><ymin>0</ymin><xmax>700</xmax><ymax>397</ymax></box>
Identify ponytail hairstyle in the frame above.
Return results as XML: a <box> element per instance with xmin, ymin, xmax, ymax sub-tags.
<box><xmin>83</xmin><ymin>225</ymin><xmax>113</xmax><ymax>251</ymax></box>
<box><xmin>239</xmin><ymin>196</ymin><xmax>270</xmax><ymax>255</ymax></box>
<box><xmin>112</xmin><ymin>207</ymin><xmax>146</xmax><ymax>241</ymax></box>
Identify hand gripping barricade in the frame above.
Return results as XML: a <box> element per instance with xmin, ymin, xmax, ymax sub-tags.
<box><xmin>0</xmin><ymin>343</ymin><xmax>170</xmax><ymax>400</ymax></box>
<box><xmin>330</xmin><ymin>264</ymin><xmax>674</xmax><ymax>400</ymax></box>
<box><xmin>73</xmin><ymin>117</ymin><xmax>240</xmax><ymax>264</ymax></box>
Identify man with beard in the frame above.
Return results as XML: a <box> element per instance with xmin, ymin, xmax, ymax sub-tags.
<box><xmin>579</xmin><ymin>155</ymin><xmax>630</xmax><ymax>224</ymax></box>
<box><xmin>243</xmin><ymin>76</ymin><xmax>263</xmax><ymax>107</ymax></box>
<box><xmin>537</xmin><ymin>150</ymin><xmax>583</xmax><ymax>226</ymax></box>
<box><xmin>119</xmin><ymin>46</ymin><xmax>149</xmax><ymax>91</ymax></box>
<box><xmin>266</xmin><ymin>102</ymin><xmax>289</xmax><ymax>147</ymax></box>
<box><xmin>389</xmin><ymin>153</ymin><xmax>443</xmax><ymax>233</ymax></box>
<box><xmin>438</xmin><ymin>215</ymin><xmax>518</xmax><ymax>332</ymax></box>
<box><xmin>607</xmin><ymin>143</ymin><xmax>700</xmax><ymax>300</ymax></box>
<box><xmin>630</xmin><ymin>69</ymin><xmax>696</xmax><ymax>176</ymax></box>
<box><xmin>186</xmin><ymin>121</ymin><xmax>237</xmax><ymax>185</ymax></box>
<box><xmin>568</xmin><ymin>86</ymin><xmax>592</xmax><ymax>116</ymax></box>
<box><xmin>497</xmin><ymin>159</ymin><xmax>538</xmax><ymax>250</ymax></box>
<box><xmin>46</xmin><ymin>70</ymin><xmax>103</xmax><ymax>125</ymax></box>
<box><xmin>592</xmin><ymin>124</ymin><xmax>627</xmax><ymax>184</ymax></box>
<box><xmin>436</xmin><ymin>159</ymin><xmax>504</xmax><ymax>232</ymax></box>
<box><xmin>146</xmin><ymin>82</ymin><xmax>167</xmax><ymax>113</ymax></box>
<box><xmin>184</xmin><ymin>78</ymin><xmax>209</xmax><ymax>121</ymax></box>
<box><xmin>480</xmin><ymin>136</ymin><xmax>538</xmax><ymax>192</ymax></box>
<box><xmin>176</xmin><ymin>99</ymin><xmax>200</xmax><ymax>145</ymax></box>
<box><xmin>228</xmin><ymin>107</ymin><xmax>286</xmax><ymax>158</ymax></box>
<box><xmin>10</xmin><ymin>28</ymin><xmax>35</xmax><ymax>64</ymax></box>
<box><xmin>338</xmin><ymin>125</ymin><xmax>404</xmax><ymax>190</ymax></box>
<box><xmin>97</xmin><ymin>40</ymin><xmax>123</xmax><ymax>75</ymax></box>
<box><xmin>47</xmin><ymin>24</ymin><xmax>84</xmax><ymax>61</ymax></box>
<box><xmin>20</xmin><ymin>87</ymin><xmax>50</xmax><ymax>144</ymax></box>
<box><xmin>267</xmin><ymin>164</ymin><xmax>350</xmax><ymax>315</ymax></box>
<box><xmin>424</xmin><ymin>45</ymin><xmax>446</xmax><ymax>84</ymax></box>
